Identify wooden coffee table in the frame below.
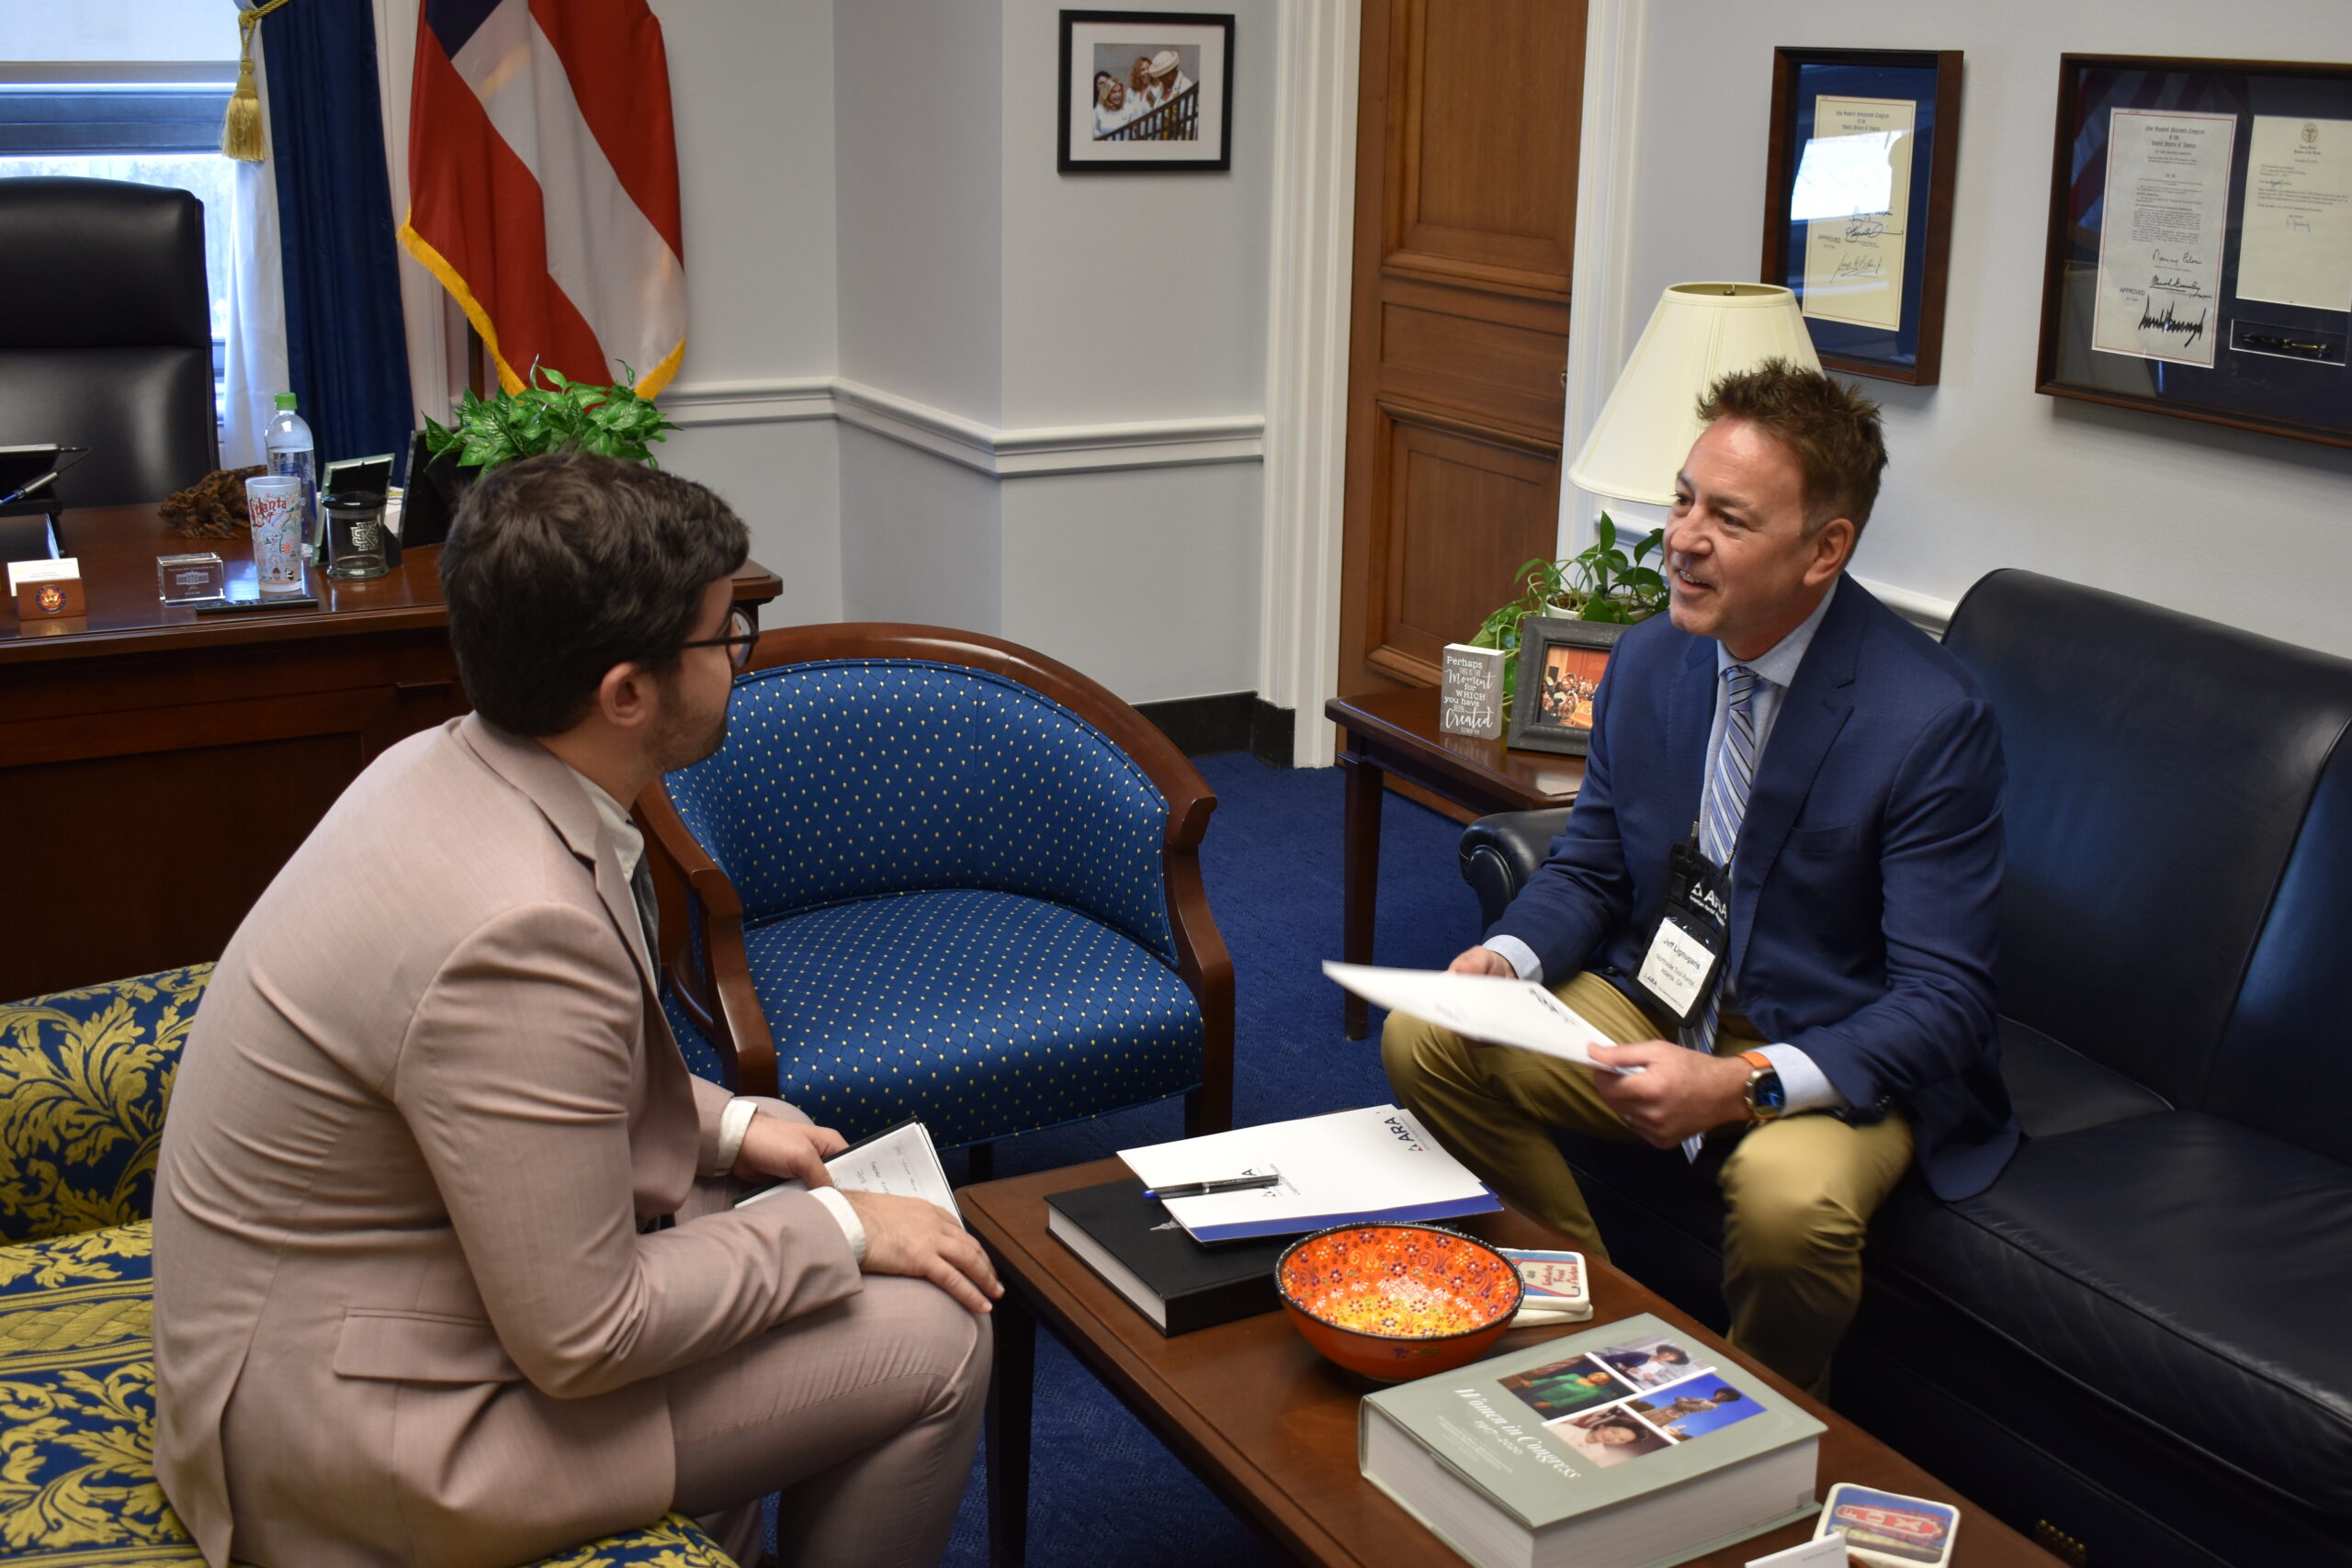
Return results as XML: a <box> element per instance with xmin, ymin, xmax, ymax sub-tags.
<box><xmin>963</xmin><ymin>1157</ymin><xmax>2063</xmax><ymax>1568</ymax></box>
<box><xmin>1325</xmin><ymin>688</ymin><xmax>1584</xmax><ymax>1039</ymax></box>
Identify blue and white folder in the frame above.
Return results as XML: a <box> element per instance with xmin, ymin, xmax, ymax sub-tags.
<box><xmin>1119</xmin><ymin>1104</ymin><xmax>1499</xmax><ymax>1244</ymax></box>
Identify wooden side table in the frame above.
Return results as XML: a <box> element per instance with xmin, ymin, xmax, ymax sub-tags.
<box><xmin>1324</xmin><ymin>687</ymin><xmax>1583</xmax><ymax>1038</ymax></box>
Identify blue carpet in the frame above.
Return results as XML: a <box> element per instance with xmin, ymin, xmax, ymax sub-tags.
<box><xmin>920</xmin><ymin>753</ymin><xmax>1484</xmax><ymax>1568</ymax></box>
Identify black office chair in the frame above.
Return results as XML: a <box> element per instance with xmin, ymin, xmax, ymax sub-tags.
<box><xmin>0</xmin><ymin>176</ymin><xmax>220</xmax><ymax>508</ymax></box>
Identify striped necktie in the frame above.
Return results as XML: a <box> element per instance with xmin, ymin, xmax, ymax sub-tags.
<box><xmin>1675</xmin><ymin>663</ymin><xmax>1758</xmax><ymax>1159</ymax></box>
<box><xmin>628</xmin><ymin>854</ymin><xmax>661</xmax><ymax>964</ymax></box>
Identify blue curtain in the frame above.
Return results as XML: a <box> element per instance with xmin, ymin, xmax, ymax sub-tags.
<box><xmin>265</xmin><ymin>0</ymin><xmax>413</xmax><ymax>474</ymax></box>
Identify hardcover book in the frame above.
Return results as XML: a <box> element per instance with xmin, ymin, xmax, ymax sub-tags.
<box><xmin>1360</xmin><ymin>1313</ymin><xmax>1824</xmax><ymax>1568</ymax></box>
<box><xmin>1045</xmin><ymin>1177</ymin><xmax>1287</xmax><ymax>1335</ymax></box>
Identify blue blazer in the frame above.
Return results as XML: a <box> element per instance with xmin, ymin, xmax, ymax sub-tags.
<box><xmin>1489</xmin><ymin>577</ymin><xmax>2018</xmax><ymax>1201</ymax></box>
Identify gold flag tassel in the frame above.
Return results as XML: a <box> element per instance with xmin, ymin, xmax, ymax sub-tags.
<box><xmin>221</xmin><ymin>0</ymin><xmax>298</xmax><ymax>164</ymax></box>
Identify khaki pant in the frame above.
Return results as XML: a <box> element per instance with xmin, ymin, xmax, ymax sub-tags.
<box><xmin>1382</xmin><ymin>970</ymin><xmax>1911</xmax><ymax>1391</ymax></box>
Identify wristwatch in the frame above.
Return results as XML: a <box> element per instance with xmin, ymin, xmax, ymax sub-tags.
<box><xmin>1739</xmin><ymin>1050</ymin><xmax>1786</xmax><ymax>1122</ymax></box>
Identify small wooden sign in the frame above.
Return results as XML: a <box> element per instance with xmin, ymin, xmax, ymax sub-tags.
<box><xmin>9</xmin><ymin>556</ymin><xmax>85</xmax><ymax>620</ymax></box>
<box><xmin>1439</xmin><ymin>642</ymin><xmax>1507</xmax><ymax>739</ymax></box>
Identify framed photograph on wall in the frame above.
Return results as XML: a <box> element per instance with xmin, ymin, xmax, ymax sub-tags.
<box><xmin>1057</xmin><ymin>10</ymin><xmax>1235</xmax><ymax>173</ymax></box>
<box><xmin>1760</xmin><ymin>48</ymin><xmax>1963</xmax><ymax>385</ymax></box>
<box><xmin>1508</xmin><ymin>617</ymin><xmax>1627</xmax><ymax>759</ymax></box>
<box><xmin>2036</xmin><ymin>55</ymin><xmax>2352</xmax><ymax>450</ymax></box>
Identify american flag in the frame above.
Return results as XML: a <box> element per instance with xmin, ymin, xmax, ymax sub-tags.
<box><xmin>399</xmin><ymin>0</ymin><xmax>686</xmax><ymax>397</ymax></box>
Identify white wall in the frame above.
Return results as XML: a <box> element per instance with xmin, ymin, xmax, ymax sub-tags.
<box><xmin>652</xmin><ymin>0</ymin><xmax>843</xmax><ymax>621</ymax></box>
<box><xmin>833</xmin><ymin>0</ymin><xmax>1004</xmax><ymax>423</ymax></box>
<box><xmin>812</xmin><ymin>0</ymin><xmax>1268</xmax><ymax>703</ymax></box>
<box><xmin>1612</xmin><ymin>0</ymin><xmax>2352</xmax><ymax>656</ymax></box>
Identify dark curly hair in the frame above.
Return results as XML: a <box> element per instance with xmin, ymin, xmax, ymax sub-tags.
<box><xmin>439</xmin><ymin>452</ymin><xmax>748</xmax><ymax>736</ymax></box>
<box><xmin>1697</xmin><ymin>358</ymin><xmax>1887</xmax><ymax>535</ymax></box>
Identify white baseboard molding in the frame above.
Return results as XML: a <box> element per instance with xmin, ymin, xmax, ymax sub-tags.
<box><xmin>660</xmin><ymin>374</ymin><xmax>1264</xmax><ymax>478</ymax></box>
<box><xmin>1854</xmin><ymin>574</ymin><xmax>1957</xmax><ymax>639</ymax></box>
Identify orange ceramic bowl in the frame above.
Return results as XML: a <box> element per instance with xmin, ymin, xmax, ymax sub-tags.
<box><xmin>1275</xmin><ymin>1223</ymin><xmax>1523</xmax><ymax>1382</ymax></box>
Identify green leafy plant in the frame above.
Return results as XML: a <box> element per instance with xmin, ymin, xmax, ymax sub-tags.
<box><xmin>1468</xmin><ymin>513</ymin><xmax>1669</xmax><ymax>704</ymax></box>
<box><xmin>421</xmin><ymin>363</ymin><xmax>679</xmax><ymax>470</ymax></box>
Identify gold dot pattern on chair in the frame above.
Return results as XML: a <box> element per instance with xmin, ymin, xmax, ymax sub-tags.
<box><xmin>664</xmin><ymin>660</ymin><xmax>1179</xmax><ymax>966</ymax></box>
<box><xmin>722</xmin><ymin>887</ymin><xmax>1201</xmax><ymax>1147</ymax></box>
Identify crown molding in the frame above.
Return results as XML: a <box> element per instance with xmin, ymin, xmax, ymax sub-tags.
<box><xmin>660</xmin><ymin>374</ymin><xmax>1263</xmax><ymax>478</ymax></box>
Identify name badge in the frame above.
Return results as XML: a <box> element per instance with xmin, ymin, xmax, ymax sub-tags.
<box><xmin>1636</xmin><ymin>837</ymin><xmax>1729</xmax><ymax>1025</ymax></box>
<box><xmin>1638</xmin><ymin>915</ymin><xmax>1718</xmax><ymax>1020</ymax></box>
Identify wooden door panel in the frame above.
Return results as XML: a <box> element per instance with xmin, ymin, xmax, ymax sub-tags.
<box><xmin>1367</xmin><ymin>407</ymin><xmax>1564</xmax><ymax>685</ymax></box>
<box><xmin>1340</xmin><ymin>0</ymin><xmax>1586</xmax><ymax>700</ymax></box>
<box><xmin>1378</xmin><ymin>287</ymin><xmax>1572</xmax><ymax>435</ymax></box>
<box><xmin>1387</xmin><ymin>0</ymin><xmax>1580</xmax><ymax>289</ymax></box>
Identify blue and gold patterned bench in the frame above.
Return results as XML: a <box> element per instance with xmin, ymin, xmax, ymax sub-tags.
<box><xmin>0</xmin><ymin>966</ymin><xmax>738</xmax><ymax>1567</ymax></box>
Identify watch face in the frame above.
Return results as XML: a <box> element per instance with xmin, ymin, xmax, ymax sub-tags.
<box><xmin>1749</xmin><ymin>1072</ymin><xmax>1785</xmax><ymax>1114</ymax></box>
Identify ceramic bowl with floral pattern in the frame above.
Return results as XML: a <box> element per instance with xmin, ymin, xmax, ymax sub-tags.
<box><xmin>1274</xmin><ymin>1222</ymin><xmax>1523</xmax><ymax>1381</ymax></box>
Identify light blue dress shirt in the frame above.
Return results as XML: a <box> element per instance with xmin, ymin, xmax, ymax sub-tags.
<box><xmin>1486</xmin><ymin>581</ymin><xmax>1848</xmax><ymax>1112</ymax></box>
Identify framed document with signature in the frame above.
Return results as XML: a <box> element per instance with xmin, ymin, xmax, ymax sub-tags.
<box><xmin>2038</xmin><ymin>55</ymin><xmax>2352</xmax><ymax>450</ymax></box>
<box><xmin>1761</xmin><ymin>48</ymin><xmax>1962</xmax><ymax>385</ymax></box>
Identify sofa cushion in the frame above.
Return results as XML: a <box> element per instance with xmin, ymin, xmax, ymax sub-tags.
<box><xmin>729</xmin><ymin>887</ymin><xmax>1202</xmax><ymax>1146</ymax></box>
<box><xmin>1995</xmin><ymin>1015</ymin><xmax>2170</xmax><ymax>1139</ymax></box>
<box><xmin>0</xmin><ymin>965</ymin><xmax>209</xmax><ymax>1245</ymax></box>
<box><xmin>1866</xmin><ymin>1111</ymin><xmax>2352</xmax><ymax>1517</ymax></box>
<box><xmin>1944</xmin><ymin>570</ymin><xmax>2352</xmax><ymax>1111</ymax></box>
<box><xmin>0</xmin><ymin>1222</ymin><xmax>739</xmax><ymax>1566</ymax></box>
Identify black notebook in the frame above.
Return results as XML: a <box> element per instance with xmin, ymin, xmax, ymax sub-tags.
<box><xmin>1045</xmin><ymin>1176</ymin><xmax>1287</xmax><ymax>1337</ymax></box>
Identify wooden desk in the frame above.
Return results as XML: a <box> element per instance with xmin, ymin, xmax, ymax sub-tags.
<box><xmin>0</xmin><ymin>505</ymin><xmax>782</xmax><ymax>1000</ymax></box>
<box><xmin>963</xmin><ymin>1157</ymin><xmax>2064</xmax><ymax>1568</ymax></box>
<box><xmin>1324</xmin><ymin>688</ymin><xmax>1583</xmax><ymax>1038</ymax></box>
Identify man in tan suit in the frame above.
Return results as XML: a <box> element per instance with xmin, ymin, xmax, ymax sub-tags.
<box><xmin>153</xmin><ymin>454</ymin><xmax>999</xmax><ymax>1568</ymax></box>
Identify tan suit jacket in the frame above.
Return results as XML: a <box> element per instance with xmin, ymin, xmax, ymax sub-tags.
<box><xmin>153</xmin><ymin>716</ymin><xmax>863</xmax><ymax>1568</ymax></box>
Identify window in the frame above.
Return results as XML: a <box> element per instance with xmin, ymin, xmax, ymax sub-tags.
<box><xmin>4</xmin><ymin>24</ymin><xmax>243</xmax><ymax>422</ymax></box>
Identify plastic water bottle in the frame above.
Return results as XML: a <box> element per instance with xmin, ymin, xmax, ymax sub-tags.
<box><xmin>265</xmin><ymin>392</ymin><xmax>318</xmax><ymax>560</ymax></box>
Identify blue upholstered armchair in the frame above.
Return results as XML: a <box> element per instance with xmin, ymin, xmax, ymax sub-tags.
<box><xmin>640</xmin><ymin>625</ymin><xmax>1236</xmax><ymax>1160</ymax></box>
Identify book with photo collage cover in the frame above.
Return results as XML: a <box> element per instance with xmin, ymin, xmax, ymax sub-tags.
<box><xmin>1360</xmin><ymin>1312</ymin><xmax>1824</xmax><ymax>1568</ymax></box>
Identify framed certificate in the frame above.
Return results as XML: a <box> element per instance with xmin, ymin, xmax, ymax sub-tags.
<box><xmin>2038</xmin><ymin>56</ymin><xmax>2352</xmax><ymax>450</ymax></box>
<box><xmin>1761</xmin><ymin>49</ymin><xmax>1963</xmax><ymax>385</ymax></box>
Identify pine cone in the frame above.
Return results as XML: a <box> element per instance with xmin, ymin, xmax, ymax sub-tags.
<box><xmin>162</xmin><ymin>465</ymin><xmax>269</xmax><ymax>538</ymax></box>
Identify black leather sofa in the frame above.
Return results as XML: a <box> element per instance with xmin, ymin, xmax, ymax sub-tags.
<box><xmin>0</xmin><ymin>176</ymin><xmax>220</xmax><ymax>508</ymax></box>
<box><xmin>1456</xmin><ymin>570</ymin><xmax>2352</xmax><ymax>1568</ymax></box>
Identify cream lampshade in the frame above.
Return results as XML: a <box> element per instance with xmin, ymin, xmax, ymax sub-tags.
<box><xmin>1567</xmin><ymin>283</ymin><xmax>1821</xmax><ymax>507</ymax></box>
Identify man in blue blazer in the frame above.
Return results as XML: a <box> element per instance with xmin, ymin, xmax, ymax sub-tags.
<box><xmin>1385</xmin><ymin>361</ymin><xmax>2013</xmax><ymax>1389</ymax></box>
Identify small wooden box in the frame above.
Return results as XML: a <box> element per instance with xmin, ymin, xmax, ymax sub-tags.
<box><xmin>9</xmin><ymin>557</ymin><xmax>85</xmax><ymax>620</ymax></box>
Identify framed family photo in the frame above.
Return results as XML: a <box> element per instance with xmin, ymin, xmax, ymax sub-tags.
<box><xmin>1057</xmin><ymin>10</ymin><xmax>1235</xmax><ymax>173</ymax></box>
<box><xmin>1508</xmin><ymin>617</ymin><xmax>1626</xmax><ymax>758</ymax></box>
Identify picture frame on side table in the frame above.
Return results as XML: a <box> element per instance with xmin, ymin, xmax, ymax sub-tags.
<box><xmin>1761</xmin><ymin>47</ymin><xmax>1963</xmax><ymax>385</ymax></box>
<box><xmin>1058</xmin><ymin>10</ymin><xmax>1235</xmax><ymax>173</ymax></box>
<box><xmin>1508</xmin><ymin>617</ymin><xmax>1626</xmax><ymax>759</ymax></box>
<box><xmin>2036</xmin><ymin>54</ymin><xmax>2352</xmax><ymax>450</ymax></box>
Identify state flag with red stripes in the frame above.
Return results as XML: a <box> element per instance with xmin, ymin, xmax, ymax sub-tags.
<box><xmin>401</xmin><ymin>0</ymin><xmax>686</xmax><ymax>397</ymax></box>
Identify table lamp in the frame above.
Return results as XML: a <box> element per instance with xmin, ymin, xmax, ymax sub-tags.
<box><xmin>1568</xmin><ymin>283</ymin><xmax>1821</xmax><ymax>507</ymax></box>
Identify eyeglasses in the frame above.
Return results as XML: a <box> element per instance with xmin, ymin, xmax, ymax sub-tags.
<box><xmin>680</xmin><ymin>604</ymin><xmax>760</xmax><ymax>670</ymax></box>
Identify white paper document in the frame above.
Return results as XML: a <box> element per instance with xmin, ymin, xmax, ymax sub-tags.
<box><xmin>2236</xmin><ymin>115</ymin><xmax>2352</xmax><ymax>312</ymax></box>
<box><xmin>1118</xmin><ymin>1103</ymin><xmax>1497</xmax><ymax>1243</ymax></box>
<box><xmin>2093</xmin><ymin>107</ymin><xmax>2238</xmax><ymax>367</ymax></box>
<box><xmin>736</xmin><ymin>1119</ymin><xmax>961</xmax><ymax>1225</ymax></box>
<box><xmin>1796</xmin><ymin>96</ymin><xmax>1916</xmax><ymax>333</ymax></box>
<box><xmin>1321</xmin><ymin>962</ymin><xmax>1615</xmax><ymax>1068</ymax></box>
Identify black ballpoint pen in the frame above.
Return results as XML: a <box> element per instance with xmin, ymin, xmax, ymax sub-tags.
<box><xmin>1142</xmin><ymin>1172</ymin><xmax>1281</xmax><ymax>1200</ymax></box>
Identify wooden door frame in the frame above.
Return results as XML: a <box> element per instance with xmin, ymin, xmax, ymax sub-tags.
<box><xmin>1256</xmin><ymin>0</ymin><xmax>1647</xmax><ymax>767</ymax></box>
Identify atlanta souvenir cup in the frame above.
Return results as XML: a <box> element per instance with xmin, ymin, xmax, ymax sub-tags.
<box><xmin>245</xmin><ymin>473</ymin><xmax>307</xmax><ymax>595</ymax></box>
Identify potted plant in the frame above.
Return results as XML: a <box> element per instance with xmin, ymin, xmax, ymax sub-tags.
<box><xmin>1469</xmin><ymin>514</ymin><xmax>1668</xmax><ymax>705</ymax></box>
<box><xmin>404</xmin><ymin>365</ymin><xmax>680</xmax><ymax>546</ymax></box>
<box><xmin>422</xmin><ymin>363</ymin><xmax>678</xmax><ymax>471</ymax></box>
